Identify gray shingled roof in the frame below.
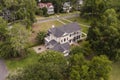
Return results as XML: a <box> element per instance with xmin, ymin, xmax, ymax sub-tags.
<box><xmin>49</xmin><ymin>22</ymin><xmax>81</xmax><ymax>37</ymax></box>
<box><xmin>48</xmin><ymin>40</ymin><xmax>58</xmax><ymax>46</ymax></box>
<box><xmin>52</xmin><ymin>42</ymin><xmax>70</xmax><ymax>53</ymax></box>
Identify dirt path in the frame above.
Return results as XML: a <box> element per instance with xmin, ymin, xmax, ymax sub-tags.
<box><xmin>0</xmin><ymin>59</ymin><xmax>8</xmax><ymax>80</ymax></box>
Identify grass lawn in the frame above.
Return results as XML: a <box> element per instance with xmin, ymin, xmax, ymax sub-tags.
<box><xmin>33</xmin><ymin>21</ymin><xmax>63</xmax><ymax>32</ymax></box>
<box><xmin>110</xmin><ymin>61</ymin><xmax>120</xmax><ymax>80</ymax></box>
<box><xmin>5</xmin><ymin>49</ymin><xmax>40</xmax><ymax>72</ymax></box>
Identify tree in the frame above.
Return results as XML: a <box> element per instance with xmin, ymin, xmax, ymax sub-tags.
<box><xmin>81</xmin><ymin>0</ymin><xmax>112</xmax><ymax>19</ymax></box>
<box><xmin>2</xmin><ymin>0</ymin><xmax>37</xmax><ymax>27</ymax></box>
<box><xmin>71</xmin><ymin>41</ymin><xmax>93</xmax><ymax>56</ymax></box>
<box><xmin>8</xmin><ymin>51</ymin><xmax>67</xmax><ymax>80</ymax></box>
<box><xmin>69</xmin><ymin>54</ymin><xmax>89</xmax><ymax>80</ymax></box>
<box><xmin>42</xmin><ymin>7</ymin><xmax>48</xmax><ymax>17</ymax></box>
<box><xmin>89</xmin><ymin>55</ymin><xmax>112</xmax><ymax>80</ymax></box>
<box><xmin>0</xmin><ymin>24</ymin><xmax>30</xmax><ymax>58</ymax></box>
<box><xmin>0</xmin><ymin>17</ymin><xmax>8</xmax><ymax>41</ymax></box>
<box><xmin>69</xmin><ymin>54</ymin><xmax>112</xmax><ymax>80</ymax></box>
<box><xmin>87</xmin><ymin>9</ymin><xmax>120</xmax><ymax>60</ymax></box>
<box><xmin>36</xmin><ymin>31</ymin><xmax>46</xmax><ymax>44</ymax></box>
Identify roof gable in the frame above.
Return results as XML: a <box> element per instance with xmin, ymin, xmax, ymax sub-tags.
<box><xmin>49</xmin><ymin>22</ymin><xmax>81</xmax><ymax>37</ymax></box>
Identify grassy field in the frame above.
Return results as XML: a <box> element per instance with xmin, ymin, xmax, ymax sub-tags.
<box><xmin>110</xmin><ymin>61</ymin><xmax>120</xmax><ymax>80</ymax></box>
<box><xmin>5</xmin><ymin>49</ymin><xmax>40</xmax><ymax>71</ymax></box>
<box><xmin>33</xmin><ymin>21</ymin><xmax>63</xmax><ymax>32</ymax></box>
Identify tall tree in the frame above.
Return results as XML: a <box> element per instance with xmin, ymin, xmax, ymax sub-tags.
<box><xmin>0</xmin><ymin>17</ymin><xmax>8</xmax><ymax>41</ymax></box>
<box><xmin>81</xmin><ymin>0</ymin><xmax>112</xmax><ymax>19</ymax></box>
<box><xmin>0</xmin><ymin>24</ymin><xmax>30</xmax><ymax>58</ymax></box>
<box><xmin>69</xmin><ymin>54</ymin><xmax>112</xmax><ymax>80</ymax></box>
<box><xmin>3</xmin><ymin>0</ymin><xmax>37</xmax><ymax>27</ymax></box>
<box><xmin>87</xmin><ymin>9</ymin><xmax>120</xmax><ymax>60</ymax></box>
<box><xmin>69</xmin><ymin>54</ymin><xmax>89</xmax><ymax>80</ymax></box>
<box><xmin>89</xmin><ymin>55</ymin><xmax>112</xmax><ymax>80</ymax></box>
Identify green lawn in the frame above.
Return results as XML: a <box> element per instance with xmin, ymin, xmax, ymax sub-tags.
<box><xmin>5</xmin><ymin>49</ymin><xmax>40</xmax><ymax>72</ymax></box>
<box><xmin>33</xmin><ymin>21</ymin><xmax>63</xmax><ymax>32</ymax></box>
<box><xmin>69</xmin><ymin>17</ymin><xmax>91</xmax><ymax>25</ymax></box>
<box><xmin>110</xmin><ymin>61</ymin><xmax>120</xmax><ymax>80</ymax></box>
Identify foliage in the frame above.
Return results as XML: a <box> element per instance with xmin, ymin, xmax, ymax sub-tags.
<box><xmin>1</xmin><ymin>0</ymin><xmax>37</xmax><ymax>27</ymax></box>
<box><xmin>36</xmin><ymin>31</ymin><xmax>46</xmax><ymax>44</ymax></box>
<box><xmin>0</xmin><ymin>17</ymin><xmax>8</xmax><ymax>41</ymax></box>
<box><xmin>69</xmin><ymin>54</ymin><xmax>112</xmax><ymax>80</ymax></box>
<box><xmin>7</xmin><ymin>51</ymin><xmax>67</xmax><ymax>80</ymax></box>
<box><xmin>81</xmin><ymin>0</ymin><xmax>112</xmax><ymax>19</ymax></box>
<box><xmin>87</xmin><ymin>9</ymin><xmax>120</xmax><ymax>60</ymax></box>
<box><xmin>42</xmin><ymin>7</ymin><xmax>49</xmax><ymax>17</ymax></box>
<box><xmin>35</xmin><ymin>8</ymin><xmax>43</xmax><ymax>16</ymax></box>
<box><xmin>69</xmin><ymin>54</ymin><xmax>89</xmax><ymax>80</ymax></box>
<box><xmin>71</xmin><ymin>41</ymin><xmax>93</xmax><ymax>56</ymax></box>
<box><xmin>89</xmin><ymin>55</ymin><xmax>112</xmax><ymax>80</ymax></box>
<box><xmin>0</xmin><ymin>24</ymin><xmax>30</xmax><ymax>58</ymax></box>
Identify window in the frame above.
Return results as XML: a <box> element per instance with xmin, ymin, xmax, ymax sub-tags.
<box><xmin>64</xmin><ymin>38</ymin><xmax>66</xmax><ymax>42</ymax></box>
<box><xmin>70</xmin><ymin>34</ymin><xmax>71</xmax><ymax>37</ymax></box>
<box><xmin>61</xmin><ymin>40</ymin><xmax>63</xmax><ymax>43</ymax></box>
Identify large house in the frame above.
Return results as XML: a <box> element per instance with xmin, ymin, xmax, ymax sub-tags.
<box><xmin>38</xmin><ymin>3</ymin><xmax>54</xmax><ymax>15</ymax></box>
<box><xmin>45</xmin><ymin>22</ymin><xmax>81</xmax><ymax>56</ymax></box>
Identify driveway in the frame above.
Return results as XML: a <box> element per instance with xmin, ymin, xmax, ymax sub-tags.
<box><xmin>35</xmin><ymin>13</ymin><xmax>80</xmax><ymax>24</ymax></box>
<box><xmin>0</xmin><ymin>59</ymin><xmax>8</xmax><ymax>80</ymax></box>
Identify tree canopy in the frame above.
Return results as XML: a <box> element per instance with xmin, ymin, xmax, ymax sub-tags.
<box><xmin>0</xmin><ymin>17</ymin><xmax>8</xmax><ymax>41</ymax></box>
<box><xmin>1</xmin><ymin>0</ymin><xmax>37</xmax><ymax>27</ymax></box>
<box><xmin>0</xmin><ymin>24</ymin><xmax>30</xmax><ymax>58</ymax></box>
<box><xmin>87</xmin><ymin>9</ymin><xmax>120</xmax><ymax>60</ymax></box>
<box><xmin>81</xmin><ymin>0</ymin><xmax>112</xmax><ymax>19</ymax></box>
<box><xmin>8</xmin><ymin>51</ymin><xmax>68</xmax><ymax>80</ymax></box>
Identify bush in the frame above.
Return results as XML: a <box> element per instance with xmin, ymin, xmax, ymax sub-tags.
<box><xmin>36</xmin><ymin>31</ymin><xmax>46</xmax><ymax>45</ymax></box>
<box><xmin>35</xmin><ymin>8</ymin><xmax>43</xmax><ymax>16</ymax></box>
<box><xmin>42</xmin><ymin>7</ymin><xmax>49</xmax><ymax>17</ymax></box>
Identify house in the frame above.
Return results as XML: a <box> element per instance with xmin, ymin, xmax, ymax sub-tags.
<box><xmin>38</xmin><ymin>3</ymin><xmax>54</xmax><ymax>15</ymax></box>
<box><xmin>77</xmin><ymin>0</ymin><xmax>83</xmax><ymax>10</ymax></box>
<box><xmin>63</xmin><ymin>2</ymin><xmax>72</xmax><ymax>13</ymax></box>
<box><xmin>45</xmin><ymin>22</ymin><xmax>81</xmax><ymax>56</ymax></box>
<box><xmin>78</xmin><ymin>0</ymin><xmax>83</xmax><ymax>5</ymax></box>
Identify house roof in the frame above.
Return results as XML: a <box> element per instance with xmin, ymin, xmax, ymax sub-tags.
<box><xmin>38</xmin><ymin>3</ymin><xmax>53</xmax><ymax>8</ymax></box>
<box><xmin>63</xmin><ymin>2</ymin><xmax>71</xmax><ymax>7</ymax></box>
<box><xmin>48</xmin><ymin>40</ymin><xmax>58</xmax><ymax>46</ymax></box>
<box><xmin>52</xmin><ymin>42</ymin><xmax>70</xmax><ymax>53</ymax></box>
<box><xmin>49</xmin><ymin>22</ymin><xmax>81</xmax><ymax>37</ymax></box>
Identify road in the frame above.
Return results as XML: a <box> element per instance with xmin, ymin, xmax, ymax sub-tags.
<box><xmin>0</xmin><ymin>59</ymin><xmax>8</xmax><ymax>80</ymax></box>
<box><xmin>35</xmin><ymin>13</ymin><xmax>80</xmax><ymax>24</ymax></box>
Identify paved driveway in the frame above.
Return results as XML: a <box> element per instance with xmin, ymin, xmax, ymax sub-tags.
<box><xmin>0</xmin><ymin>59</ymin><xmax>8</xmax><ymax>80</ymax></box>
<box><xmin>35</xmin><ymin>13</ymin><xmax>80</xmax><ymax>24</ymax></box>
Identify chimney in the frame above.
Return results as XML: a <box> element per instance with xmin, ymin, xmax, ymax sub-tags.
<box><xmin>52</xmin><ymin>25</ymin><xmax>55</xmax><ymax>28</ymax></box>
